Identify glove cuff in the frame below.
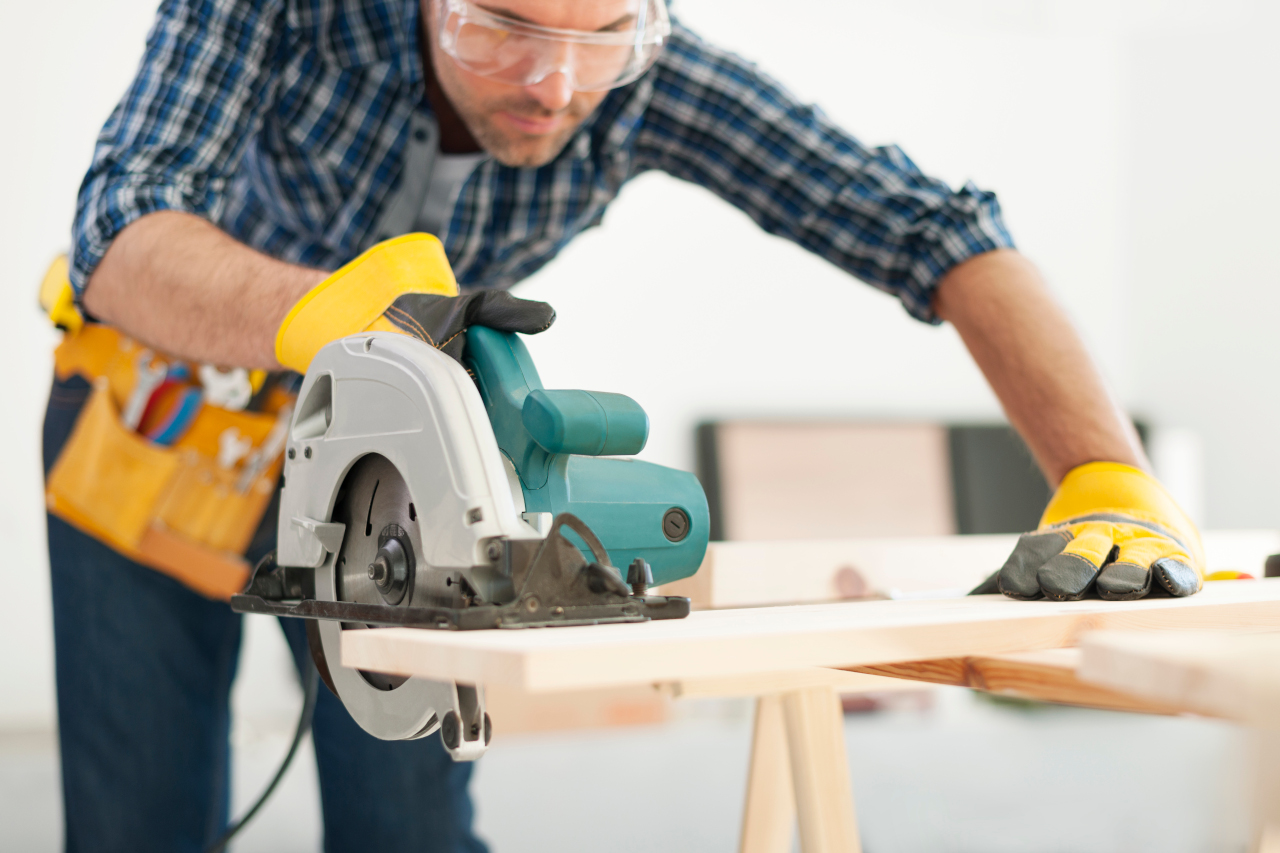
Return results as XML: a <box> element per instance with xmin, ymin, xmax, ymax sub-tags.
<box><xmin>1042</xmin><ymin>461</ymin><xmax>1204</xmax><ymax>564</ymax></box>
<box><xmin>275</xmin><ymin>234</ymin><xmax>458</xmax><ymax>371</ymax></box>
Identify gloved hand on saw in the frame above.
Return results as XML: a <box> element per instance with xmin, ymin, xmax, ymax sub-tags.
<box><xmin>275</xmin><ymin>233</ymin><xmax>555</xmax><ymax>372</ymax></box>
<box><xmin>973</xmin><ymin>461</ymin><xmax>1204</xmax><ymax>601</ymax></box>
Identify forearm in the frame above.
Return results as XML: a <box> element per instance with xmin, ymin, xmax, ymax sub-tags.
<box><xmin>82</xmin><ymin>211</ymin><xmax>327</xmax><ymax>369</ymax></box>
<box><xmin>933</xmin><ymin>249</ymin><xmax>1147</xmax><ymax>486</ymax></box>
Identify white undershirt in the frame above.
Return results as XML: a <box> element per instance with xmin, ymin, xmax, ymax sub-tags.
<box><xmin>414</xmin><ymin>151</ymin><xmax>485</xmax><ymax>238</ymax></box>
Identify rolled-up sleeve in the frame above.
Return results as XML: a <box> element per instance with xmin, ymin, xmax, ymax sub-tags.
<box><xmin>70</xmin><ymin>0</ymin><xmax>285</xmax><ymax>295</ymax></box>
<box><xmin>637</xmin><ymin>24</ymin><xmax>1015</xmax><ymax>324</ymax></box>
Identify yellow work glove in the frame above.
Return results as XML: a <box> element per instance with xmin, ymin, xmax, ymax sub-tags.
<box><xmin>276</xmin><ymin>233</ymin><xmax>555</xmax><ymax>373</ymax></box>
<box><xmin>974</xmin><ymin>461</ymin><xmax>1204</xmax><ymax>601</ymax></box>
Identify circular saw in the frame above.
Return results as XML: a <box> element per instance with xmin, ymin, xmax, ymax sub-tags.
<box><xmin>233</xmin><ymin>326</ymin><xmax>708</xmax><ymax>760</ymax></box>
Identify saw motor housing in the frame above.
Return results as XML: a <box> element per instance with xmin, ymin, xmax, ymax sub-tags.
<box><xmin>242</xmin><ymin>328</ymin><xmax>708</xmax><ymax>759</ymax></box>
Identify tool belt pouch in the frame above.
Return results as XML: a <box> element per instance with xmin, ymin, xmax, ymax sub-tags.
<box><xmin>46</xmin><ymin>326</ymin><xmax>287</xmax><ymax>600</ymax></box>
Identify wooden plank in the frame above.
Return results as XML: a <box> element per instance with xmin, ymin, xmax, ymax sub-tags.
<box><xmin>340</xmin><ymin>578</ymin><xmax>1280</xmax><ymax>694</ymax></box>
<box><xmin>1078</xmin><ymin>629</ymin><xmax>1280</xmax><ymax>725</ymax></box>
<box><xmin>1077</xmin><ymin>630</ymin><xmax>1280</xmax><ymax>849</ymax></box>
<box><xmin>782</xmin><ymin>687</ymin><xmax>861</xmax><ymax>853</ymax></box>
<box><xmin>669</xmin><ymin>667</ymin><xmax>917</xmax><ymax>700</ymax></box>
<box><xmin>740</xmin><ymin>696</ymin><xmax>795</xmax><ymax>853</ymax></box>
<box><xmin>663</xmin><ymin>530</ymin><xmax>1280</xmax><ymax>611</ymax></box>
<box><xmin>851</xmin><ymin>648</ymin><xmax>1189</xmax><ymax>716</ymax></box>
<box><xmin>484</xmin><ymin>684</ymin><xmax>669</xmax><ymax>737</ymax></box>
<box><xmin>1252</xmin><ymin>729</ymin><xmax>1280</xmax><ymax>853</ymax></box>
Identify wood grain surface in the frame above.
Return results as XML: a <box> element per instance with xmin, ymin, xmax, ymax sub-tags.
<box><xmin>851</xmin><ymin>648</ymin><xmax>1188</xmax><ymax>715</ymax></box>
<box><xmin>740</xmin><ymin>695</ymin><xmax>795</xmax><ymax>853</ymax></box>
<box><xmin>1079</xmin><ymin>629</ymin><xmax>1280</xmax><ymax>725</ymax></box>
<box><xmin>341</xmin><ymin>578</ymin><xmax>1280</xmax><ymax>693</ymax></box>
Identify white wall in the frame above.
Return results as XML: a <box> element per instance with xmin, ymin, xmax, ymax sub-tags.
<box><xmin>0</xmin><ymin>0</ymin><xmax>1274</xmax><ymax>727</ymax></box>
<box><xmin>1123</xmin><ymin>15</ymin><xmax>1280</xmax><ymax>527</ymax></box>
<box><xmin>0</xmin><ymin>0</ymin><xmax>163</xmax><ymax>727</ymax></box>
<box><xmin>519</xmin><ymin>0</ymin><xmax>1135</xmax><ymax>472</ymax></box>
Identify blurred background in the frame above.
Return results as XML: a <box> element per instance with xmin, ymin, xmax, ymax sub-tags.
<box><xmin>1</xmin><ymin>0</ymin><xmax>1277</xmax><ymax>850</ymax></box>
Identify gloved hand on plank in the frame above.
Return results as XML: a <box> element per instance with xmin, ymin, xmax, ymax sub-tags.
<box><xmin>974</xmin><ymin>461</ymin><xmax>1203</xmax><ymax>601</ymax></box>
<box><xmin>275</xmin><ymin>234</ymin><xmax>555</xmax><ymax>372</ymax></box>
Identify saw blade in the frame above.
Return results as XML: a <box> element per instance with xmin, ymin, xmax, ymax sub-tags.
<box><xmin>330</xmin><ymin>454</ymin><xmax>419</xmax><ymax>690</ymax></box>
<box><xmin>311</xmin><ymin>453</ymin><xmax>455</xmax><ymax>739</ymax></box>
<box><xmin>332</xmin><ymin>454</ymin><xmax>422</xmax><ymax>611</ymax></box>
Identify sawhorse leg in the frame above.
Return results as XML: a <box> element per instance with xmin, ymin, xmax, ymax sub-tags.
<box><xmin>1252</xmin><ymin>728</ymin><xmax>1280</xmax><ymax>853</ymax></box>
<box><xmin>739</xmin><ymin>687</ymin><xmax>861</xmax><ymax>853</ymax></box>
<box><xmin>741</xmin><ymin>694</ymin><xmax>795</xmax><ymax>853</ymax></box>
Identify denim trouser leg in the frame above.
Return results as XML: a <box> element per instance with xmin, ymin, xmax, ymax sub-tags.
<box><xmin>49</xmin><ymin>514</ymin><xmax>244</xmax><ymax>853</ymax></box>
<box><xmin>45</xmin><ymin>375</ymin><xmax>486</xmax><ymax>853</ymax></box>
<box><xmin>275</xmin><ymin>618</ymin><xmax>487</xmax><ymax>853</ymax></box>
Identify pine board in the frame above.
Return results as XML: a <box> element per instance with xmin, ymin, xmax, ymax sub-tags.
<box><xmin>852</xmin><ymin>648</ymin><xmax>1188</xmax><ymax>715</ymax></box>
<box><xmin>341</xmin><ymin>578</ymin><xmax>1280</xmax><ymax>693</ymax></box>
<box><xmin>1079</xmin><ymin>629</ymin><xmax>1280</xmax><ymax>725</ymax></box>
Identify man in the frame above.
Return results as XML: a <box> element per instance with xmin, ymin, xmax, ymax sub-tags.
<box><xmin>53</xmin><ymin>0</ymin><xmax>1203</xmax><ymax>849</ymax></box>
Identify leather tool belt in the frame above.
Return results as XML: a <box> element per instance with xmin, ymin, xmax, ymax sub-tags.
<box><xmin>41</xmin><ymin>258</ymin><xmax>294</xmax><ymax>600</ymax></box>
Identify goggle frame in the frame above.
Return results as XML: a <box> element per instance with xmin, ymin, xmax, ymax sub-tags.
<box><xmin>436</xmin><ymin>0</ymin><xmax>671</xmax><ymax>93</ymax></box>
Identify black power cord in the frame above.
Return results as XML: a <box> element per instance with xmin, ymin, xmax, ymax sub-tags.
<box><xmin>205</xmin><ymin>664</ymin><xmax>319</xmax><ymax>853</ymax></box>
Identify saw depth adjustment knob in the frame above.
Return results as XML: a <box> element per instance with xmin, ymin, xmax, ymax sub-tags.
<box><xmin>627</xmin><ymin>558</ymin><xmax>653</xmax><ymax>597</ymax></box>
<box><xmin>367</xmin><ymin>524</ymin><xmax>413</xmax><ymax>605</ymax></box>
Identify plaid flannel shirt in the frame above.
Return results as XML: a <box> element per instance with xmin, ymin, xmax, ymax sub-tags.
<box><xmin>71</xmin><ymin>0</ymin><xmax>1014</xmax><ymax>323</ymax></box>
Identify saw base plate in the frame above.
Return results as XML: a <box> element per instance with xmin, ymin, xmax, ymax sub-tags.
<box><xmin>230</xmin><ymin>592</ymin><xmax>691</xmax><ymax>630</ymax></box>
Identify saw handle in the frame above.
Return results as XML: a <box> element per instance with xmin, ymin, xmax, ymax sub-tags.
<box><xmin>521</xmin><ymin>389</ymin><xmax>648</xmax><ymax>456</ymax></box>
<box><xmin>464</xmin><ymin>326</ymin><xmax>710</xmax><ymax>586</ymax></box>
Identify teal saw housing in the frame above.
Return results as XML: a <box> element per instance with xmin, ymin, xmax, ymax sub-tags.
<box><xmin>464</xmin><ymin>326</ymin><xmax>709</xmax><ymax>586</ymax></box>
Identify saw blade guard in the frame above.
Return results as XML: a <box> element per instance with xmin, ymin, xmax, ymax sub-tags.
<box><xmin>311</xmin><ymin>453</ymin><xmax>475</xmax><ymax>746</ymax></box>
<box><xmin>277</xmin><ymin>332</ymin><xmax>537</xmax><ymax>571</ymax></box>
<box><xmin>275</xmin><ymin>333</ymin><xmax>528</xmax><ymax>754</ymax></box>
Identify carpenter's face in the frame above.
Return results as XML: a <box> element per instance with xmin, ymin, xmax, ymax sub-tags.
<box><xmin>423</xmin><ymin>0</ymin><xmax>637</xmax><ymax>167</ymax></box>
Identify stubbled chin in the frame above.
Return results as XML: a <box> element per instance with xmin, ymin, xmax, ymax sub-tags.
<box><xmin>485</xmin><ymin>127</ymin><xmax>578</xmax><ymax>168</ymax></box>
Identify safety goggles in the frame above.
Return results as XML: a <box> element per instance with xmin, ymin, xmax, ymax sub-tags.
<box><xmin>436</xmin><ymin>0</ymin><xmax>671</xmax><ymax>93</ymax></box>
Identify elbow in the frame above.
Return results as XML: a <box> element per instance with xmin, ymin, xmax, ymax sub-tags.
<box><xmin>931</xmin><ymin>248</ymin><xmax>1033</xmax><ymax>325</ymax></box>
<box><xmin>80</xmin><ymin>244</ymin><xmax>125</xmax><ymax>326</ymax></box>
<box><xmin>79</xmin><ymin>211</ymin><xmax>182</xmax><ymax>325</ymax></box>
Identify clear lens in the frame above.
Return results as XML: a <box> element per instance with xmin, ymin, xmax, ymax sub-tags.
<box><xmin>439</xmin><ymin>0</ymin><xmax>669</xmax><ymax>92</ymax></box>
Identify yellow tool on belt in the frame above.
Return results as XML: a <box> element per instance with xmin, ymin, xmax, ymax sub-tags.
<box><xmin>39</xmin><ymin>256</ymin><xmax>84</xmax><ymax>336</ymax></box>
<box><xmin>40</xmin><ymin>257</ymin><xmax>293</xmax><ymax>600</ymax></box>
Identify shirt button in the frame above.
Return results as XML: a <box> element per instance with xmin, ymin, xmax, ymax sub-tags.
<box><xmin>413</xmin><ymin>128</ymin><xmax>428</xmax><ymax>143</ymax></box>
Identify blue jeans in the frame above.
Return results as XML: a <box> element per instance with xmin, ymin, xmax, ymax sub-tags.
<box><xmin>44</xmin><ymin>375</ymin><xmax>487</xmax><ymax>853</ymax></box>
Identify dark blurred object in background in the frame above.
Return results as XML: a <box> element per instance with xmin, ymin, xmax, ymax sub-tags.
<box><xmin>696</xmin><ymin>420</ymin><xmax>1148</xmax><ymax>540</ymax></box>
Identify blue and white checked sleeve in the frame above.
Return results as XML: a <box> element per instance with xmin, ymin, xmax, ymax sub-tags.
<box><xmin>639</xmin><ymin>25</ymin><xmax>1015</xmax><ymax>323</ymax></box>
<box><xmin>70</xmin><ymin>0</ymin><xmax>286</xmax><ymax>295</ymax></box>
